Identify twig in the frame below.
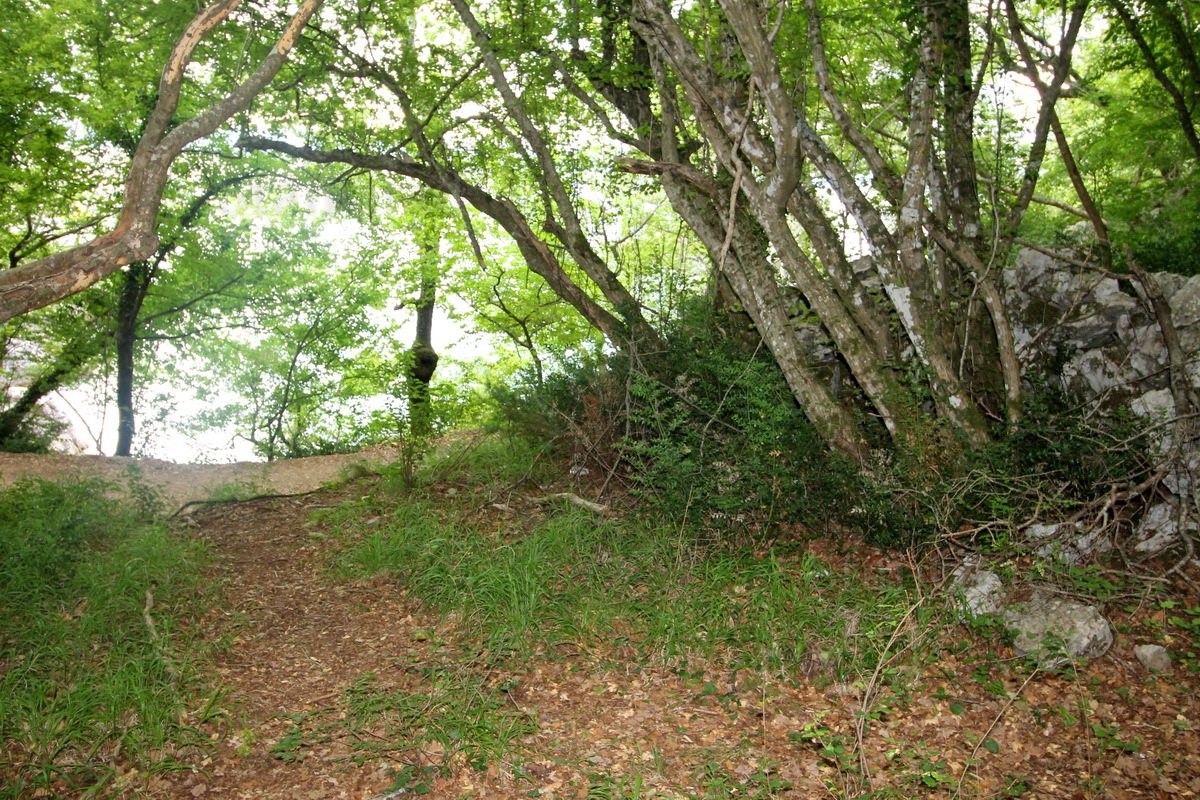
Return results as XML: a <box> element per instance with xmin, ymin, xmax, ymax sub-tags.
<box><xmin>143</xmin><ymin>589</ymin><xmax>182</xmax><ymax>683</ymax></box>
<box><xmin>952</xmin><ymin>667</ymin><xmax>1040</xmax><ymax>798</ymax></box>
<box><xmin>853</xmin><ymin>592</ymin><xmax>928</xmax><ymax>787</ymax></box>
<box><xmin>533</xmin><ymin>492</ymin><xmax>610</xmax><ymax>515</ymax></box>
<box><xmin>364</xmin><ymin>789</ymin><xmax>409</xmax><ymax>800</ymax></box>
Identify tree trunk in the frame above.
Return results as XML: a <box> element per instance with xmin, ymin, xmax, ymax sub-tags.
<box><xmin>408</xmin><ymin>223</ymin><xmax>440</xmax><ymax>438</ymax></box>
<box><xmin>0</xmin><ymin>0</ymin><xmax>323</xmax><ymax>323</ymax></box>
<box><xmin>114</xmin><ymin>262</ymin><xmax>152</xmax><ymax>456</ymax></box>
<box><xmin>0</xmin><ymin>332</ymin><xmax>103</xmax><ymax>448</ymax></box>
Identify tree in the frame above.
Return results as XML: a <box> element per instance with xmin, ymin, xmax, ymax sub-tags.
<box><xmin>184</xmin><ymin>211</ymin><xmax>403</xmax><ymax>461</ymax></box>
<box><xmin>237</xmin><ymin>0</ymin><xmax>1056</xmax><ymax>459</ymax></box>
<box><xmin>5</xmin><ymin>0</ymin><xmax>1190</xmax><ymax>468</ymax></box>
<box><xmin>112</xmin><ymin>173</ymin><xmax>268</xmax><ymax>456</ymax></box>
<box><xmin>0</xmin><ymin>0</ymin><xmax>323</xmax><ymax>323</ymax></box>
<box><xmin>403</xmin><ymin>193</ymin><xmax>445</xmax><ymax>438</ymax></box>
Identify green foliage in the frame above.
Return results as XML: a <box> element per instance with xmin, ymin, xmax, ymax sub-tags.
<box><xmin>487</xmin><ymin>356</ymin><xmax>616</xmax><ymax>449</ymax></box>
<box><xmin>180</xmin><ymin>204</ymin><xmax>413</xmax><ymax>460</ymax></box>
<box><xmin>331</xmin><ymin>490</ymin><xmax>920</xmax><ymax>679</ymax></box>
<box><xmin>1033</xmin><ymin>8</ymin><xmax>1200</xmax><ymax>274</ymax></box>
<box><xmin>1117</xmin><ymin>174</ymin><xmax>1200</xmax><ymax>275</ymax></box>
<box><xmin>621</xmin><ymin>306</ymin><xmax>863</xmax><ymax>542</ymax></box>
<box><xmin>0</xmin><ymin>411</ymin><xmax>68</xmax><ymax>454</ymax></box>
<box><xmin>422</xmin><ymin>431</ymin><xmax>555</xmax><ymax>489</ymax></box>
<box><xmin>1160</xmin><ymin>599</ymin><xmax>1200</xmax><ymax>671</ymax></box>
<box><xmin>0</xmin><ymin>479</ymin><xmax>210</xmax><ymax>798</ymax></box>
<box><xmin>0</xmin><ymin>478</ymin><xmax>115</xmax><ymax>606</ymax></box>
<box><xmin>964</xmin><ymin>385</ymin><xmax>1150</xmax><ymax>528</ymax></box>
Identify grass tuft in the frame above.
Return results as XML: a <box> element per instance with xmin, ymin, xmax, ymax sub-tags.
<box><xmin>331</xmin><ymin>488</ymin><xmax>920</xmax><ymax>680</ymax></box>
<box><xmin>0</xmin><ymin>478</ymin><xmax>211</xmax><ymax>799</ymax></box>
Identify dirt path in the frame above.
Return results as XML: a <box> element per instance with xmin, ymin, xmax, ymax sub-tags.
<box><xmin>141</xmin><ymin>486</ymin><xmax>842</xmax><ymax>799</ymax></box>
<box><xmin>149</xmin><ymin>489</ymin><xmax>427</xmax><ymax>799</ymax></box>
<box><xmin>0</xmin><ymin>446</ymin><xmax>403</xmax><ymax>511</ymax></box>
<box><xmin>123</xmin><ymin>475</ymin><xmax>1200</xmax><ymax>800</ymax></box>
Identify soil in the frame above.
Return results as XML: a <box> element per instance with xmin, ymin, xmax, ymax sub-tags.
<box><xmin>0</xmin><ymin>446</ymin><xmax>405</xmax><ymax>512</ymax></box>
<box><xmin>7</xmin><ymin>449</ymin><xmax>1200</xmax><ymax>798</ymax></box>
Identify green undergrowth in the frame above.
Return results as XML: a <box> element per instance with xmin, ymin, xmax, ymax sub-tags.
<box><xmin>310</xmin><ymin>435</ymin><xmax>936</xmax><ymax>785</ymax></box>
<box><xmin>326</xmin><ymin>438</ymin><xmax>925</xmax><ymax>680</ymax></box>
<box><xmin>269</xmin><ymin>666</ymin><xmax>537</xmax><ymax>784</ymax></box>
<box><xmin>0</xmin><ymin>478</ymin><xmax>212</xmax><ymax>799</ymax></box>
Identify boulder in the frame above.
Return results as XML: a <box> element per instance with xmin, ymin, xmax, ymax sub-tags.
<box><xmin>1134</xmin><ymin>644</ymin><xmax>1172</xmax><ymax>673</ymax></box>
<box><xmin>1134</xmin><ymin>501</ymin><xmax>1194</xmax><ymax>555</ymax></box>
<box><xmin>1002</xmin><ymin>594</ymin><xmax>1113</xmax><ymax>668</ymax></box>
<box><xmin>950</xmin><ymin>565</ymin><xmax>1005</xmax><ymax>618</ymax></box>
<box><xmin>1168</xmin><ymin>275</ymin><xmax>1200</xmax><ymax>328</ymax></box>
<box><xmin>1060</xmin><ymin>349</ymin><xmax>1135</xmax><ymax>401</ymax></box>
<box><xmin>1024</xmin><ymin>521</ymin><xmax>1110</xmax><ymax>565</ymax></box>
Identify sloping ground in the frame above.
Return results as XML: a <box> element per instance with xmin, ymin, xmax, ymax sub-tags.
<box><xmin>0</xmin><ymin>446</ymin><xmax>403</xmax><ymax>511</ymax></box>
<box><xmin>121</xmin><ymin>474</ymin><xmax>1200</xmax><ymax>800</ymax></box>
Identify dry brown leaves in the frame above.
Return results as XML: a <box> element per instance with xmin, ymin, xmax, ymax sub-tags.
<box><xmin>124</xmin><ymin>479</ymin><xmax>1200</xmax><ymax>800</ymax></box>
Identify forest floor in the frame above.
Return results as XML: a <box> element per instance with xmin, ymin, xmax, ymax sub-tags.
<box><xmin>8</xmin><ymin>447</ymin><xmax>1199</xmax><ymax>799</ymax></box>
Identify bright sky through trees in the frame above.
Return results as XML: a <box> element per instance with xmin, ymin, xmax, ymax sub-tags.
<box><xmin>0</xmin><ymin>0</ymin><xmax>1195</xmax><ymax>463</ymax></box>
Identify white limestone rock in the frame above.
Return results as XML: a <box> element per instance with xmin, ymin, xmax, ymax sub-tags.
<box><xmin>1025</xmin><ymin>521</ymin><xmax>1110</xmax><ymax>565</ymax></box>
<box><xmin>1168</xmin><ymin>274</ymin><xmax>1200</xmax><ymax>328</ymax></box>
<box><xmin>1002</xmin><ymin>595</ymin><xmax>1113</xmax><ymax>668</ymax></box>
<box><xmin>950</xmin><ymin>565</ymin><xmax>1005</xmax><ymax>618</ymax></box>
<box><xmin>1134</xmin><ymin>644</ymin><xmax>1172</xmax><ymax>673</ymax></box>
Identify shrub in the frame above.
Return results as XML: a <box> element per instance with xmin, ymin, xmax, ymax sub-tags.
<box><xmin>487</xmin><ymin>357</ymin><xmax>626</xmax><ymax>475</ymax></box>
<box><xmin>620</xmin><ymin>303</ymin><xmax>865</xmax><ymax>542</ymax></box>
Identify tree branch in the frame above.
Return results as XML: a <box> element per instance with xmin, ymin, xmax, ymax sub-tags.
<box><xmin>0</xmin><ymin>0</ymin><xmax>324</xmax><ymax>324</ymax></box>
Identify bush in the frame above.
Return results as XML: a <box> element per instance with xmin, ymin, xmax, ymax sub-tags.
<box><xmin>488</xmin><ymin>306</ymin><xmax>1159</xmax><ymax>549</ymax></box>
<box><xmin>488</xmin><ymin>357</ymin><xmax>626</xmax><ymax>473</ymax></box>
<box><xmin>623</xmin><ymin>304</ymin><xmax>872</xmax><ymax>540</ymax></box>
<box><xmin>0</xmin><ymin>478</ymin><xmax>116</xmax><ymax>610</ymax></box>
<box><xmin>489</xmin><ymin>303</ymin><xmax>871</xmax><ymax>542</ymax></box>
<box><xmin>0</xmin><ymin>413</ymin><xmax>68</xmax><ymax>454</ymax></box>
<box><xmin>895</xmin><ymin>382</ymin><xmax>1158</xmax><ymax>549</ymax></box>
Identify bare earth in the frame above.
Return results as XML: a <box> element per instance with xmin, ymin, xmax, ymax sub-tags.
<box><xmin>5</xmin><ymin>450</ymin><xmax>1199</xmax><ymax>798</ymax></box>
<box><xmin>0</xmin><ymin>446</ymin><xmax>404</xmax><ymax>512</ymax></box>
<box><xmin>143</xmin><ymin>482</ymin><xmax>1200</xmax><ymax>800</ymax></box>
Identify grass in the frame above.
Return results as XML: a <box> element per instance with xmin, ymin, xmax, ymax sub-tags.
<box><xmin>328</xmin><ymin>435</ymin><xmax>924</xmax><ymax>681</ymax></box>
<box><xmin>307</xmin><ymin>434</ymin><xmax>951</xmax><ymax>795</ymax></box>
<box><xmin>0</xmin><ymin>478</ymin><xmax>212</xmax><ymax>799</ymax></box>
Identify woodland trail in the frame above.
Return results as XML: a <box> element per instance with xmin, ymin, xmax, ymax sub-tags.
<box><xmin>118</xmin><ymin>469</ymin><xmax>1200</xmax><ymax>799</ymax></box>
<box><xmin>140</xmin><ymin>482</ymin><xmax>844</xmax><ymax>799</ymax></box>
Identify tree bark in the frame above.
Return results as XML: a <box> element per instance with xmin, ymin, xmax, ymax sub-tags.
<box><xmin>114</xmin><ymin>262</ymin><xmax>152</xmax><ymax>456</ymax></box>
<box><xmin>408</xmin><ymin>207</ymin><xmax>440</xmax><ymax>438</ymax></box>
<box><xmin>0</xmin><ymin>0</ymin><xmax>323</xmax><ymax>323</ymax></box>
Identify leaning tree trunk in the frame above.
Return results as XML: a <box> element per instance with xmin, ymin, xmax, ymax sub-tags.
<box><xmin>614</xmin><ymin>0</ymin><xmax>1052</xmax><ymax>457</ymax></box>
<box><xmin>0</xmin><ymin>332</ymin><xmax>103</xmax><ymax>448</ymax></box>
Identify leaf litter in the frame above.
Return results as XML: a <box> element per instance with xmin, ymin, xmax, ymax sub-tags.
<box><xmin>125</xmin><ymin>474</ymin><xmax>1200</xmax><ymax>800</ymax></box>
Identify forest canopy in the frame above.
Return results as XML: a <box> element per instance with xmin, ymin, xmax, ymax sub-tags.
<box><xmin>0</xmin><ymin>0</ymin><xmax>1196</xmax><ymax>482</ymax></box>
